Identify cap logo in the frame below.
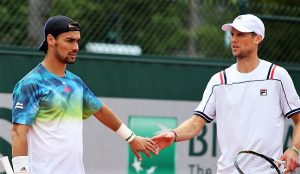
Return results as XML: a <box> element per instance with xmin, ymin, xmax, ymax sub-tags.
<box><xmin>68</xmin><ymin>21</ymin><xmax>80</xmax><ymax>31</ymax></box>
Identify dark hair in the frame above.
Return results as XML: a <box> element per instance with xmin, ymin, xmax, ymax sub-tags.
<box><xmin>250</xmin><ymin>32</ymin><xmax>257</xmax><ymax>37</ymax></box>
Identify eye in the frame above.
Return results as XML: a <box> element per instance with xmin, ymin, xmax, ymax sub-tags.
<box><xmin>66</xmin><ymin>38</ymin><xmax>80</xmax><ymax>43</ymax></box>
<box><xmin>237</xmin><ymin>33</ymin><xmax>243</xmax><ymax>36</ymax></box>
<box><xmin>66</xmin><ymin>39</ymin><xmax>73</xmax><ymax>43</ymax></box>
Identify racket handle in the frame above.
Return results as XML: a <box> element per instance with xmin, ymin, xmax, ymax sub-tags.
<box><xmin>275</xmin><ymin>159</ymin><xmax>300</xmax><ymax>168</ymax></box>
<box><xmin>281</xmin><ymin>169</ymin><xmax>297</xmax><ymax>174</ymax></box>
<box><xmin>274</xmin><ymin>159</ymin><xmax>286</xmax><ymax>165</ymax></box>
<box><xmin>0</xmin><ymin>156</ymin><xmax>14</xmax><ymax>174</ymax></box>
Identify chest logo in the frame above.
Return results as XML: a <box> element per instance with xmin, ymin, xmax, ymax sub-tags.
<box><xmin>260</xmin><ymin>89</ymin><xmax>267</xmax><ymax>96</ymax></box>
<box><xmin>64</xmin><ymin>86</ymin><xmax>71</xmax><ymax>92</ymax></box>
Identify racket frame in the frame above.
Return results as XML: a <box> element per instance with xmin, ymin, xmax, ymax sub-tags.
<box><xmin>234</xmin><ymin>150</ymin><xmax>285</xmax><ymax>174</ymax></box>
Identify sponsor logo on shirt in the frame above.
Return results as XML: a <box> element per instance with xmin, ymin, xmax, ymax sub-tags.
<box><xmin>15</xmin><ymin>102</ymin><xmax>24</xmax><ymax>109</ymax></box>
<box><xmin>260</xmin><ymin>89</ymin><xmax>267</xmax><ymax>96</ymax></box>
<box><xmin>64</xmin><ymin>86</ymin><xmax>71</xmax><ymax>92</ymax></box>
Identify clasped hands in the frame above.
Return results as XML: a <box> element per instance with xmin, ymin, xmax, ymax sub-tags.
<box><xmin>129</xmin><ymin>132</ymin><xmax>176</xmax><ymax>161</ymax></box>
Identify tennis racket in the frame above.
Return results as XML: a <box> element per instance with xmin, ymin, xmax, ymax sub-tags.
<box><xmin>0</xmin><ymin>156</ymin><xmax>14</xmax><ymax>174</ymax></box>
<box><xmin>234</xmin><ymin>150</ymin><xmax>299</xmax><ymax>174</ymax></box>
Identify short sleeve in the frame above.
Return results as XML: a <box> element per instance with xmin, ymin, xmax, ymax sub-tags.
<box><xmin>12</xmin><ymin>79</ymin><xmax>40</xmax><ymax>125</ymax></box>
<box><xmin>194</xmin><ymin>73</ymin><xmax>219</xmax><ymax>123</ymax></box>
<box><xmin>82</xmin><ymin>82</ymin><xmax>102</xmax><ymax>119</ymax></box>
<box><xmin>275</xmin><ymin>67</ymin><xmax>300</xmax><ymax>118</ymax></box>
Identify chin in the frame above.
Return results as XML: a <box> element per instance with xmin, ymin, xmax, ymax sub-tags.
<box><xmin>67</xmin><ymin>61</ymin><xmax>76</xmax><ymax>64</ymax></box>
<box><xmin>66</xmin><ymin>59</ymin><xmax>76</xmax><ymax>64</ymax></box>
<box><xmin>66</xmin><ymin>57</ymin><xmax>76</xmax><ymax>64</ymax></box>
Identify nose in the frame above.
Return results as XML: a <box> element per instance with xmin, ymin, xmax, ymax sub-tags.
<box><xmin>231</xmin><ymin>35</ymin><xmax>237</xmax><ymax>44</ymax></box>
<box><xmin>73</xmin><ymin>42</ymin><xmax>79</xmax><ymax>51</ymax></box>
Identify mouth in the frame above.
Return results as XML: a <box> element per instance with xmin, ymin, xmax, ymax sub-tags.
<box><xmin>232</xmin><ymin>44</ymin><xmax>239</xmax><ymax>49</ymax></box>
<box><xmin>69</xmin><ymin>53</ymin><xmax>77</xmax><ymax>58</ymax></box>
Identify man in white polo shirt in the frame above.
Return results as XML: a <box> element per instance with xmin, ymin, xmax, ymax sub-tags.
<box><xmin>151</xmin><ymin>14</ymin><xmax>300</xmax><ymax>173</ymax></box>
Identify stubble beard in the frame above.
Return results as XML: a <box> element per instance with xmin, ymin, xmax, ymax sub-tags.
<box><xmin>55</xmin><ymin>49</ymin><xmax>76</xmax><ymax>65</ymax></box>
<box><xmin>65</xmin><ymin>57</ymin><xmax>76</xmax><ymax>64</ymax></box>
<box><xmin>232</xmin><ymin>49</ymin><xmax>251</xmax><ymax>60</ymax></box>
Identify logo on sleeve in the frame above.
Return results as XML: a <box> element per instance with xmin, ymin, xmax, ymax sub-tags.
<box><xmin>15</xmin><ymin>102</ymin><xmax>24</xmax><ymax>109</ymax></box>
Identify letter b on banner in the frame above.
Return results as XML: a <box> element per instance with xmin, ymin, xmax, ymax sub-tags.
<box><xmin>128</xmin><ymin>115</ymin><xmax>177</xmax><ymax>174</ymax></box>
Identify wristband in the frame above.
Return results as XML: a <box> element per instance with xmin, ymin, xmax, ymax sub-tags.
<box><xmin>288</xmin><ymin>145</ymin><xmax>299</xmax><ymax>155</ymax></box>
<box><xmin>12</xmin><ymin>156</ymin><xmax>29</xmax><ymax>173</ymax></box>
<box><xmin>171</xmin><ymin>130</ymin><xmax>177</xmax><ymax>142</ymax></box>
<box><xmin>116</xmin><ymin>123</ymin><xmax>136</xmax><ymax>142</ymax></box>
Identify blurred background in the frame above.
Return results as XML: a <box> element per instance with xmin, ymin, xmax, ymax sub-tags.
<box><xmin>0</xmin><ymin>0</ymin><xmax>299</xmax><ymax>63</ymax></box>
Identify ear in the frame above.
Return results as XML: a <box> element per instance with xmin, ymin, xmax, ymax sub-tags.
<box><xmin>255</xmin><ymin>35</ymin><xmax>263</xmax><ymax>45</ymax></box>
<box><xmin>47</xmin><ymin>34</ymin><xmax>56</xmax><ymax>48</ymax></box>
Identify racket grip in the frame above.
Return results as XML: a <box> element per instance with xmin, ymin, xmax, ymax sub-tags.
<box><xmin>274</xmin><ymin>159</ymin><xmax>286</xmax><ymax>165</ymax></box>
<box><xmin>0</xmin><ymin>156</ymin><xmax>14</xmax><ymax>174</ymax></box>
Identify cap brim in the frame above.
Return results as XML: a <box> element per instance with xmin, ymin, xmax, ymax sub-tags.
<box><xmin>221</xmin><ymin>24</ymin><xmax>233</xmax><ymax>31</ymax></box>
<box><xmin>38</xmin><ymin>40</ymin><xmax>47</xmax><ymax>52</ymax></box>
<box><xmin>222</xmin><ymin>23</ymin><xmax>253</xmax><ymax>33</ymax></box>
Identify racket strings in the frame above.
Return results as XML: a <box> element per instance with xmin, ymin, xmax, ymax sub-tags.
<box><xmin>235</xmin><ymin>153</ymin><xmax>280</xmax><ymax>174</ymax></box>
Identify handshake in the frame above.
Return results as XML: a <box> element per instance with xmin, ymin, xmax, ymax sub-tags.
<box><xmin>151</xmin><ymin>131</ymin><xmax>177</xmax><ymax>154</ymax></box>
<box><xmin>129</xmin><ymin>131</ymin><xmax>178</xmax><ymax>161</ymax></box>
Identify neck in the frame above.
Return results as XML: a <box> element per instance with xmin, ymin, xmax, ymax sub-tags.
<box><xmin>42</xmin><ymin>55</ymin><xmax>66</xmax><ymax>77</ymax></box>
<box><xmin>236</xmin><ymin>56</ymin><xmax>260</xmax><ymax>73</ymax></box>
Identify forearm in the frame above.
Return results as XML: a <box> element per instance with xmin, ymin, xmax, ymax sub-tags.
<box><xmin>94</xmin><ymin>105</ymin><xmax>136</xmax><ymax>142</ymax></box>
<box><xmin>94</xmin><ymin>104</ymin><xmax>136</xmax><ymax>141</ymax></box>
<box><xmin>290</xmin><ymin>114</ymin><xmax>300</xmax><ymax>150</ymax></box>
<box><xmin>12</xmin><ymin>124</ymin><xmax>29</xmax><ymax>157</ymax></box>
<box><xmin>94</xmin><ymin>103</ymin><xmax>156</xmax><ymax>160</ymax></box>
<box><xmin>291</xmin><ymin>127</ymin><xmax>300</xmax><ymax>150</ymax></box>
<box><xmin>174</xmin><ymin>115</ymin><xmax>206</xmax><ymax>142</ymax></box>
<box><xmin>280</xmin><ymin>113</ymin><xmax>300</xmax><ymax>172</ymax></box>
<box><xmin>11</xmin><ymin>124</ymin><xmax>30</xmax><ymax>173</ymax></box>
<box><xmin>94</xmin><ymin>104</ymin><xmax>122</xmax><ymax>131</ymax></box>
<box><xmin>290</xmin><ymin>113</ymin><xmax>300</xmax><ymax>149</ymax></box>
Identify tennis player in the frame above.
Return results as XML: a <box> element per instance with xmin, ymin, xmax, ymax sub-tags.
<box><xmin>11</xmin><ymin>15</ymin><xmax>157</xmax><ymax>174</ymax></box>
<box><xmin>151</xmin><ymin>14</ymin><xmax>300</xmax><ymax>173</ymax></box>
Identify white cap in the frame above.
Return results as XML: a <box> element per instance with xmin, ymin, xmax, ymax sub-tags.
<box><xmin>222</xmin><ymin>14</ymin><xmax>265</xmax><ymax>39</ymax></box>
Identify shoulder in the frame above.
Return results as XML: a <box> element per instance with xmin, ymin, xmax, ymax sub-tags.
<box><xmin>65</xmin><ymin>70</ymin><xmax>86</xmax><ymax>84</ymax></box>
<box><xmin>13</xmin><ymin>66</ymin><xmax>45</xmax><ymax>97</ymax></box>
<box><xmin>14</xmin><ymin>65</ymin><xmax>43</xmax><ymax>89</ymax></box>
<box><xmin>209</xmin><ymin>69</ymin><xmax>229</xmax><ymax>86</ymax></box>
<box><xmin>65</xmin><ymin>70</ymin><xmax>80</xmax><ymax>80</ymax></box>
<box><xmin>273</xmin><ymin>66</ymin><xmax>290</xmax><ymax>80</ymax></box>
<box><xmin>209</xmin><ymin>64</ymin><xmax>235</xmax><ymax>85</ymax></box>
<box><xmin>263</xmin><ymin>60</ymin><xmax>289</xmax><ymax>80</ymax></box>
<box><xmin>209</xmin><ymin>72</ymin><xmax>223</xmax><ymax>85</ymax></box>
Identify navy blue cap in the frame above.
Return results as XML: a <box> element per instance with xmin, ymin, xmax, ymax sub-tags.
<box><xmin>39</xmin><ymin>15</ymin><xmax>80</xmax><ymax>52</ymax></box>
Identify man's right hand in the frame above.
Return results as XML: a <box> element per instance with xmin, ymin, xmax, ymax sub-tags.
<box><xmin>150</xmin><ymin>131</ymin><xmax>176</xmax><ymax>154</ymax></box>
